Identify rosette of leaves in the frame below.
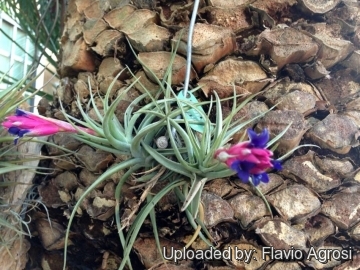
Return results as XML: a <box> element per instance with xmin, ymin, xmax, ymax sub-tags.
<box><xmin>58</xmin><ymin>39</ymin><xmax>299</xmax><ymax>270</ymax></box>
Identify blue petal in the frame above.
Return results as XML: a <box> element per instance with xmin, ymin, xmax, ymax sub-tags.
<box><xmin>252</xmin><ymin>172</ymin><xmax>269</xmax><ymax>185</ymax></box>
<box><xmin>18</xmin><ymin>129</ymin><xmax>29</xmax><ymax>137</ymax></box>
<box><xmin>261</xmin><ymin>173</ymin><xmax>270</xmax><ymax>183</ymax></box>
<box><xmin>240</xmin><ymin>160</ymin><xmax>256</xmax><ymax>172</ymax></box>
<box><xmin>251</xmin><ymin>175</ymin><xmax>261</xmax><ymax>186</ymax></box>
<box><xmin>8</xmin><ymin>127</ymin><xmax>29</xmax><ymax>144</ymax></box>
<box><xmin>8</xmin><ymin>127</ymin><xmax>20</xmax><ymax>135</ymax></box>
<box><xmin>15</xmin><ymin>108</ymin><xmax>28</xmax><ymax>116</ymax></box>
<box><xmin>271</xmin><ymin>160</ymin><xmax>282</xmax><ymax>171</ymax></box>
<box><xmin>237</xmin><ymin>169</ymin><xmax>250</xmax><ymax>184</ymax></box>
<box><xmin>8</xmin><ymin>127</ymin><xmax>29</xmax><ymax>137</ymax></box>
<box><xmin>247</xmin><ymin>128</ymin><xmax>269</xmax><ymax>148</ymax></box>
<box><xmin>230</xmin><ymin>160</ymin><xmax>241</xmax><ymax>171</ymax></box>
<box><xmin>230</xmin><ymin>160</ymin><xmax>253</xmax><ymax>184</ymax></box>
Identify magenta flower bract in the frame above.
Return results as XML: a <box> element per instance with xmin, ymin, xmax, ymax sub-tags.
<box><xmin>214</xmin><ymin>128</ymin><xmax>281</xmax><ymax>185</ymax></box>
<box><xmin>2</xmin><ymin>108</ymin><xmax>96</xmax><ymax>144</ymax></box>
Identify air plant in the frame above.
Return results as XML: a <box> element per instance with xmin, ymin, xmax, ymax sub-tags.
<box><xmin>0</xmin><ymin>3</ymin><xmax>304</xmax><ymax>269</ymax></box>
<box><xmin>48</xmin><ymin>2</ymin><xmax>300</xmax><ymax>266</ymax></box>
<box><xmin>53</xmin><ymin>35</ymin><xmax>294</xmax><ymax>269</ymax></box>
<box><xmin>0</xmin><ymin>21</ymin><xmax>297</xmax><ymax>270</ymax></box>
<box><xmin>1</xmin><ymin>43</ymin><xmax>295</xmax><ymax>270</ymax></box>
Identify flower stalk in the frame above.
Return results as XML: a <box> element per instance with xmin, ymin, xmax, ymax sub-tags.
<box><xmin>251</xmin><ymin>179</ymin><xmax>274</xmax><ymax>218</ymax></box>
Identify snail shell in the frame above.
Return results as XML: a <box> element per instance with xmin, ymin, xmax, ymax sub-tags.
<box><xmin>155</xmin><ymin>136</ymin><xmax>168</xmax><ymax>149</ymax></box>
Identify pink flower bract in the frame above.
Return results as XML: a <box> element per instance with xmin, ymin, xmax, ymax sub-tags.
<box><xmin>2</xmin><ymin>108</ymin><xmax>96</xmax><ymax>144</ymax></box>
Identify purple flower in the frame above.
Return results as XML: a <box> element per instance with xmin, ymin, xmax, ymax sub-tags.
<box><xmin>215</xmin><ymin>128</ymin><xmax>282</xmax><ymax>185</ymax></box>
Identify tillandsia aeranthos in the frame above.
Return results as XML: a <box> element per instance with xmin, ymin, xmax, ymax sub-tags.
<box><xmin>0</xmin><ymin>4</ymin><xmax>289</xmax><ymax>269</ymax></box>
<box><xmin>0</xmin><ymin>27</ymin><xmax>288</xmax><ymax>270</ymax></box>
